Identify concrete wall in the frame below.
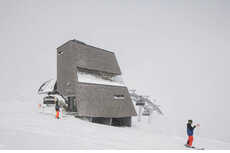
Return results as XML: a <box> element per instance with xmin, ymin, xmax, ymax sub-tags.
<box><xmin>76</xmin><ymin>82</ymin><xmax>136</xmax><ymax>118</ymax></box>
<box><xmin>57</xmin><ymin>41</ymin><xmax>76</xmax><ymax>96</ymax></box>
<box><xmin>71</xmin><ymin>41</ymin><xmax>121</xmax><ymax>75</ymax></box>
<box><xmin>57</xmin><ymin>40</ymin><xmax>137</xmax><ymax>119</ymax></box>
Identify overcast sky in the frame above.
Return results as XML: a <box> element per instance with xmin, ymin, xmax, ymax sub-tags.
<box><xmin>0</xmin><ymin>0</ymin><xmax>230</xmax><ymax>142</ymax></box>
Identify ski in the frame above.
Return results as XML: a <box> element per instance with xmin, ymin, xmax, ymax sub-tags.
<box><xmin>184</xmin><ymin>144</ymin><xmax>205</xmax><ymax>150</ymax></box>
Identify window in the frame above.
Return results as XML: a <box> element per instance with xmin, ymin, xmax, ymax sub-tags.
<box><xmin>114</xmin><ymin>95</ymin><xmax>125</xmax><ymax>100</ymax></box>
<box><xmin>58</xmin><ymin>51</ymin><xmax>64</xmax><ymax>55</ymax></box>
<box><xmin>76</xmin><ymin>67</ymin><xmax>125</xmax><ymax>87</ymax></box>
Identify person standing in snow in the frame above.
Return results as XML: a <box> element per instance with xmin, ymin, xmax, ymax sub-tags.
<box><xmin>55</xmin><ymin>97</ymin><xmax>60</xmax><ymax>119</ymax></box>
<box><xmin>186</xmin><ymin>120</ymin><xmax>200</xmax><ymax>147</ymax></box>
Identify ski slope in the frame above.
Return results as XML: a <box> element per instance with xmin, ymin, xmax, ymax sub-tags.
<box><xmin>0</xmin><ymin>99</ymin><xmax>230</xmax><ymax>150</ymax></box>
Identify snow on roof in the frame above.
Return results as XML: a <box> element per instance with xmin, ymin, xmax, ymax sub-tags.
<box><xmin>77</xmin><ymin>71</ymin><xmax>125</xmax><ymax>87</ymax></box>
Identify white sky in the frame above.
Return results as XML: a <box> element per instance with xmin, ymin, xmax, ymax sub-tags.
<box><xmin>0</xmin><ymin>0</ymin><xmax>230</xmax><ymax>142</ymax></box>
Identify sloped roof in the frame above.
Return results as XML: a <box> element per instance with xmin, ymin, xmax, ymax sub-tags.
<box><xmin>57</xmin><ymin>39</ymin><xmax>122</xmax><ymax>75</ymax></box>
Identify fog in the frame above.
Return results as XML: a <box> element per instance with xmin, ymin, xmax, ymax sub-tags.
<box><xmin>0</xmin><ymin>0</ymin><xmax>230</xmax><ymax>142</ymax></box>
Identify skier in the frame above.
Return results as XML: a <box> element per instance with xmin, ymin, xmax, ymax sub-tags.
<box><xmin>55</xmin><ymin>97</ymin><xmax>60</xmax><ymax>119</ymax></box>
<box><xmin>186</xmin><ymin>120</ymin><xmax>200</xmax><ymax>147</ymax></box>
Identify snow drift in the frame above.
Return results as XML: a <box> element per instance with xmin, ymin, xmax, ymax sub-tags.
<box><xmin>0</xmin><ymin>98</ymin><xmax>230</xmax><ymax>149</ymax></box>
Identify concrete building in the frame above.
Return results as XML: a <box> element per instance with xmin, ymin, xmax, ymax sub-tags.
<box><xmin>57</xmin><ymin>39</ymin><xmax>137</xmax><ymax>126</ymax></box>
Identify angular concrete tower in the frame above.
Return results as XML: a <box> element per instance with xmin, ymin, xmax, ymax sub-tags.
<box><xmin>57</xmin><ymin>39</ymin><xmax>137</xmax><ymax>126</ymax></box>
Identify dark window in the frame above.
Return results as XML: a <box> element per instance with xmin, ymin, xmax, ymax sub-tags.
<box><xmin>114</xmin><ymin>95</ymin><xmax>125</xmax><ymax>100</ymax></box>
<box><xmin>58</xmin><ymin>51</ymin><xmax>64</xmax><ymax>55</ymax></box>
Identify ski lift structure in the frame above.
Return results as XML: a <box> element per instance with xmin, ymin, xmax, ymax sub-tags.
<box><xmin>129</xmin><ymin>90</ymin><xmax>163</xmax><ymax>123</ymax></box>
<box><xmin>142</xmin><ymin>109</ymin><xmax>151</xmax><ymax>116</ymax></box>
<box><xmin>136</xmin><ymin>97</ymin><xmax>145</xmax><ymax>106</ymax></box>
<box><xmin>37</xmin><ymin>79</ymin><xmax>70</xmax><ymax>115</ymax></box>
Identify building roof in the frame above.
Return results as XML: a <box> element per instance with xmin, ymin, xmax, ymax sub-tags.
<box><xmin>57</xmin><ymin>39</ymin><xmax>122</xmax><ymax>75</ymax></box>
<box><xmin>57</xmin><ymin>39</ymin><xmax>115</xmax><ymax>54</ymax></box>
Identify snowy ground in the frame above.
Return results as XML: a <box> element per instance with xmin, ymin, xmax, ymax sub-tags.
<box><xmin>0</xmin><ymin>99</ymin><xmax>230</xmax><ymax>150</ymax></box>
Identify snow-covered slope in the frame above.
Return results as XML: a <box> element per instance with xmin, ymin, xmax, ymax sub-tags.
<box><xmin>0</xmin><ymin>99</ymin><xmax>230</xmax><ymax>150</ymax></box>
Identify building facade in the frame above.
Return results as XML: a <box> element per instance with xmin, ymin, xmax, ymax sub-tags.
<box><xmin>57</xmin><ymin>39</ymin><xmax>137</xmax><ymax>126</ymax></box>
